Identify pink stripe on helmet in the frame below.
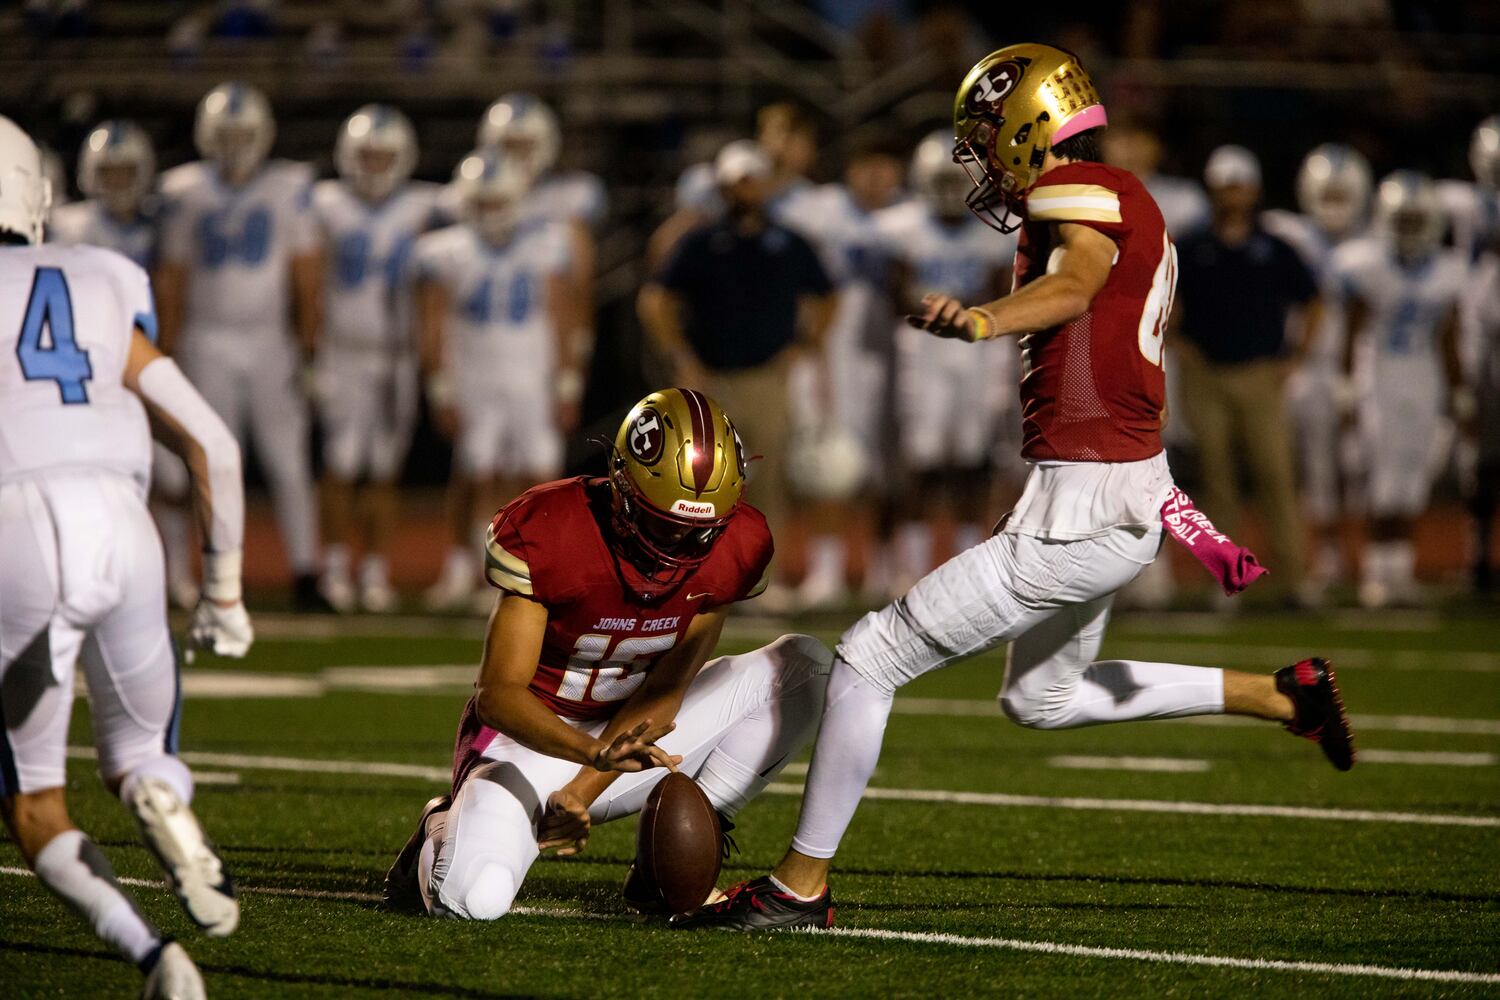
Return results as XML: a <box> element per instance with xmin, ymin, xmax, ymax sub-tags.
<box><xmin>1053</xmin><ymin>104</ymin><xmax>1108</xmax><ymax>143</ymax></box>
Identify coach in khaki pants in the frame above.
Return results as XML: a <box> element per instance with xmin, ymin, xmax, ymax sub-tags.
<box><xmin>639</xmin><ymin>140</ymin><xmax>835</xmax><ymax>551</ymax></box>
<box><xmin>1174</xmin><ymin>146</ymin><xmax>1322</xmax><ymax>604</ymax></box>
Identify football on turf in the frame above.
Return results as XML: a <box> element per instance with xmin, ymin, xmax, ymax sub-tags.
<box><xmin>636</xmin><ymin>772</ymin><xmax>722</xmax><ymax>914</ymax></box>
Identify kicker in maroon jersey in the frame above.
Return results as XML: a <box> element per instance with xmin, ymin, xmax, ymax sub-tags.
<box><xmin>1013</xmin><ymin>161</ymin><xmax>1176</xmax><ymax>463</ymax></box>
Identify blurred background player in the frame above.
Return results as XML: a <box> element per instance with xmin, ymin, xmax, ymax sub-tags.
<box><xmin>478</xmin><ymin>93</ymin><xmax>605</xmax><ymax>381</ymax></box>
<box><xmin>0</xmin><ymin>115</ymin><xmax>251</xmax><ymax>999</ymax></box>
<box><xmin>639</xmin><ymin>140</ymin><xmax>835</xmax><ymax>609</ymax></box>
<box><xmin>49</xmin><ymin>120</ymin><xmax>158</xmax><ymax>270</ymax></box>
<box><xmin>1174</xmin><ymin>145</ymin><xmax>1320</xmax><ymax>607</ymax></box>
<box><xmin>1438</xmin><ymin>116</ymin><xmax>1500</xmax><ymax>264</ymax></box>
<box><xmin>155</xmin><ymin>82</ymin><xmax>328</xmax><ymax>610</ymax></box>
<box><xmin>879</xmin><ymin>129</ymin><xmax>1015</xmax><ymax>592</ymax></box>
<box><xmin>313</xmin><ymin>105</ymin><xmax>437</xmax><ymax>613</ymax></box>
<box><xmin>1262</xmin><ymin>144</ymin><xmax>1374</xmax><ymax>594</ymax></box>
<box><xmin>779</xmin><ymin>136</ymin><xmax>904</xmax><ymax>609</ymax></box>
<box><xmin>1466</xmin><ymin>224</ymin><xmax>1500</xmax><ymax>594</ymax></box>
<box><xmin>650</xmin><ymin>102</ymin><xmax>819</xmax><ymax>268</ymax></box>
<box><xmin>1335</xmin><ymin>172</ymin><xmax>1470</xmax><ymax>608</ymax></box>
<box><xmin>385</xmin><ymin>390</ymin><xmax>830</xmax><ymax>921</ymax></box>
<box><xmin>417</xmin><ymin>150</ymin><xmax>579</xmax><ymax>611</ymax></box>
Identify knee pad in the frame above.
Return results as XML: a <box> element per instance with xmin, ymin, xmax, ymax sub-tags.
<box><xmin>447</xmin><ymin>862</ymin><xmax>517</xmax><ymax>921</ymax></box>
<box><xmin>771</xmin><ymin>634</ymin><xmax>834</xmax><ymax>680</ymax></box>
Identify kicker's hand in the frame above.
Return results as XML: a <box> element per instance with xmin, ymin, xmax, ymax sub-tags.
<box><xmin>538</xmin><ymin>788</ymin><xmax>592</xmax><ymax>856</ymax></box>
<box><xmin>188</xmin><ymin>599</ymin><xmax>254</xmax><ymax>659</ymax></box>
<box><xmin>908</xmin><ymin>293</ymin><xmax>974</xmax><ymax>341</ymax></box>
<box><xmin>590</xmin><ymin>720</ymin><xmax>681</xmax><ymax>773</ymax></box>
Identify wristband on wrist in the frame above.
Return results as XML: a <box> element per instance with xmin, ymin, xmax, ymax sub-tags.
<box><xmin>202</xmin><ymin>550</ymin><xmax>243</xmax><ymax>603</ymax></box>
<box><xmin>965</xmin><ymin>306</ymin><xmax>998</xmax><ymax>342</ymax></box>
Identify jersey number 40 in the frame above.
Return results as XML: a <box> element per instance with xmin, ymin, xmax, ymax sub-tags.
<box><xmin>15</xmin><ymin>267</ymin><xmax>93</xmax><ymax>405</ymax></box>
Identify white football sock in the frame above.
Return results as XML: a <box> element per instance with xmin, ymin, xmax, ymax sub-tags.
<box><xmin>768</xmin><ymin>873</ymin><xmax>824</xmax><ymax>902</ymax></box>
<box><xmin>803</xmin><ymin>535</ymin><xmax>846</xmax><ymax>589</ymax></box>
<box><xmin>789</xmin><ymin>658</ymin><xmax>893</xmax><ymax>860</ymax></box>
<box><xmin>360</xmin><ymin>553</ymin><xmax>390</xmax><ymax>587</ymax></box>
<box><xmin>119</xmin><ymin>754</ymin><xmax>195</xmax><ymax>808</ymax></box>
<box><xmin>1389</xmin><ymin>540</ymin><xmax>1416</xmax><ymax>593</ymax></box>
<box><xmin>324</xmin><ymin>543</ymin><xmax>351</xmax><ymax>581</ymax></box>
<box><xmin>34</xmin><ymin>830</ymin><xmax>161</xmax><ymax>965</ymax></box>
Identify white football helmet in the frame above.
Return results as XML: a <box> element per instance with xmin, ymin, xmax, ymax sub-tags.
<box><xmin>0</xmin><ymin>115</ymin><xmax>51</xmax><ymax>244</ymax></box>
<box><xmin>194</xmin><ymin>82</ymin><xmax>274</xmax><ymax>184</ymax></box>
<box><xmin>911</xmin><ymin>129</ymin><xmax>971</xmax><ymax>220</ymax></box>
<box><xmin>78</xmin><ymin>120</ymin><xmax>156</xmax><ymax>217</ymax></box>
<box><xmin>476</xmin><ymin>94</ymin><xmax>560</xmax><ymax>179</ymax></box>
<box><xmin>788</xmin><ymin>425</ymin><xmax>870</xmax><ymax>502</ymax></box>
<box><xmin>453</xmin><ymin>149</ymin><xmax>531</xmax><ymax>245</ymax></box>
<box><xmin>336</xmin><ymin>104</ymin><xmax>417</xmax><ymax>203</ymax></box>
<box><xmin>1471</xmin><ymin>115</ymin><xmax>1500</xmax><ymax>191</ymax></box>
<box><xmin>1295</xmin><ymin>143</ymin><xmax>1371</xmax><ymax>238</ymax></box>
<box><xmin>1375</xmin><ymin>170</ymin><xmax>1444</xmax><ymax>264</ymax></box>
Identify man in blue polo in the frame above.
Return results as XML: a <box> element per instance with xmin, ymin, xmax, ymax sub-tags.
<box><xmin>640</xmin><ymin>140</ymin><xmax>835</xmax><ymax>574</ymax></box>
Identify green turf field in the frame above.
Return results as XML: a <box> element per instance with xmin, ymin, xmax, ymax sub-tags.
<box><xmin>4</xmin><ymin>609</ymin><xmax>1498</xmax><ymax>998</ymax></box>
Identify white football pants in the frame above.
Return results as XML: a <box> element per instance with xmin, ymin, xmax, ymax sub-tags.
<box><xmin>177</xmin><ymin>333</ymin><xmax>319</xmax><ymax>575</ymax></box>
<box><xmin>422</xmin><ymin>634</ymin><xmax>832</xmax><ymax>921</ymax></box>
<box><xmin>790</xmin><ymin>525</ymin><xmax>1226</xmax><ymax>859</ymax></box>
<box><xmin>0</xmin><ymin>474</ymin><xmax>183</xmax><ymax>795</ymax></box>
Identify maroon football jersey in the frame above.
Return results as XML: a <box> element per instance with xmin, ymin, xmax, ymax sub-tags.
<box><xmin>1013</xmin><ymin>161</ymin><xmax>1175</xmax><ymax>462</ymax></box>
<box><xmin>450</xmin><ymin>477</ymin><xmax>772</xmax><ymax>790</ymax></box>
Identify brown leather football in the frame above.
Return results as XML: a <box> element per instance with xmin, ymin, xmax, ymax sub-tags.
<box><xmin>635</xmin><ymin>772</ymin><xmax>722</xmax><ymax>915</ymax></box>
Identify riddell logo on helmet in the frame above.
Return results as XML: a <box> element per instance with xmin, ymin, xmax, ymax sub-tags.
<box><xmin>670</xmin><ymin>499</ymin><xmax>716</xmax><ymax>519</ymax></box>
<box><xmin>966</xmin><ymin>60</ymin><xmax>1024</xmax><ymax>116</ymax></box>
<box><xmin>627</xmin><ymin>408</ymin><xmax>664</xmax><ymax>465</ymax></box>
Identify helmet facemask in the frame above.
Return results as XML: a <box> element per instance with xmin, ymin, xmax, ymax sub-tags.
<box><xmin>954</xmin><ymin>124</ymin><xmax>1029</xmax><ymax>234</ymax></box>
<box><xmin>607</xmin><ymin>448</ymin><xmax>733</xmax><ymax>585</ymax></box>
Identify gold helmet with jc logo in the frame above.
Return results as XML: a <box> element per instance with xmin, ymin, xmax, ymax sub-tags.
<box><xmin>953</xmin><ymin>43</ymin><xmax>1106</xmax><ymax>232</ymax></box>
<box><xmin>609</xmin><ymin>388</ymin><xmax>747</xmax><ymax>574</ymax></box>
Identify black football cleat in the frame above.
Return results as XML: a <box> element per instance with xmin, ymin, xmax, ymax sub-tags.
<box><xmin>1275</xmin><ymin>657</ymin><xmax>1355</xmax><ymax>771</ymax></box>
<box><xmin>382</xmin><ymin>795</ymin><xmax>451</xmax><ymax>912</ymax></box>
<box><xmin>670</xmin><ymin>876</ymin><xmax>834</xmax><ymax>931</ymax></box>
<box><xmin>622</xmin><ymin>862</ymin><xmax>669</xmax><ymax>916</ymax></box>
<box><xmin>292</xmin><ymin>574</ymin><xmax>339</xmax><ymax>614</ymax></box>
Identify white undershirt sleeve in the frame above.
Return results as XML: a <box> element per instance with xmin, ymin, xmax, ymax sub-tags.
<box><xmin>136</xmin><ymin>357</ymin><xmax>245</xmax><ymax>601</ymax></box>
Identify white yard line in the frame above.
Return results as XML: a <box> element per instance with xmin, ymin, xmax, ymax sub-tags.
<box><xmin>1</xmin><ymin>866</ymin><xmax>1493</xmax><ymax>985</ymax></box>
<box><xmin>1049</xmin><ymin>756</ymin><xmax>1212</xmax><ymax>773</ymax></box>
<box><xmin>1102</xmin><ymin>640</ymin><xmax>1500</xmax><ymax>674</ymax></box>
<box><xmin>1356</xmin><ymin>750</ymin><xmax>1497</xmax><ymax>766</ymax></box>
<box><xmin>60</xmin><ymin>746</ymin><xmax>1500</xmax><ymax>829</ymax></box>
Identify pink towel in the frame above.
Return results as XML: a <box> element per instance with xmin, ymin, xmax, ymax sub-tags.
<box><xmin>1160</xmin><ymin>487</ymin><xmax>1268</xmax><ymax>596</ymax></box>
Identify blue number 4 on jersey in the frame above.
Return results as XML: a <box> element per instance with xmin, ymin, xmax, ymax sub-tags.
<box><xmin>16</xmin><ymin>266</ymin><xmax>93</xmax><ymax>404</ymax></box>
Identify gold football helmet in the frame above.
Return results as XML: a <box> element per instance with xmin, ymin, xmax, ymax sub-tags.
<box><xmin>953</xmin><ymin>43</ymin><xmax>1106</xmax><ymax>232</ymax></box>
<box><xmin>609</xmin><ymin>388</ymin><xmax>747</xmax><ymax>573</ymax></box>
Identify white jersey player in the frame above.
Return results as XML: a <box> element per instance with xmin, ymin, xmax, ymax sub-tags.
<box><xmin>48</xmin><ymin>120</ymin><xmax>159</xmax><ymax>272</ymax></box>
<box><xmin>0</xmin><ymin>116</ymin><xmax>251</xmax><ymax>1000</ymax></box>
<box><xmin>1334</xmin><ymin>172</ymin><xmax>1469</xmax><ymax>608</ymax></box>
<box><xmin>776</xmin><ymin>142</ymin><xmax>904</xmax><ymax>608</ymax></box>
<box><xmin>416</xmin><ymin>150</ymin><xmax>576</xmax><ymax>609</ymax></box>
<box><xmin>1262</xmin><ymin>143</ymin><xmax>1373</xmax><ymax>587</ymax></box>
<box><xmin>478</xmin><ymin>93</ymin><xmax>605</xmax><ymax>391</ymax></box>
<box><xmin>1438</xmin><ymin>116</ymin><xmax>1500</xmax><ymax>264</ymax></box>
<box><xmin>312</xmin><ymin>105</ymin><xmax>439</xmax><ymax>613</ymax></box>
<box><xmin>155</xmin><ymin>82</ymin><xmax>328</xmax><ymax>610</ymax></box>
<box><xmin>879</xmin><ymin>130</ymin><xmax>1016</xmax><ymax>585</ymax></box>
